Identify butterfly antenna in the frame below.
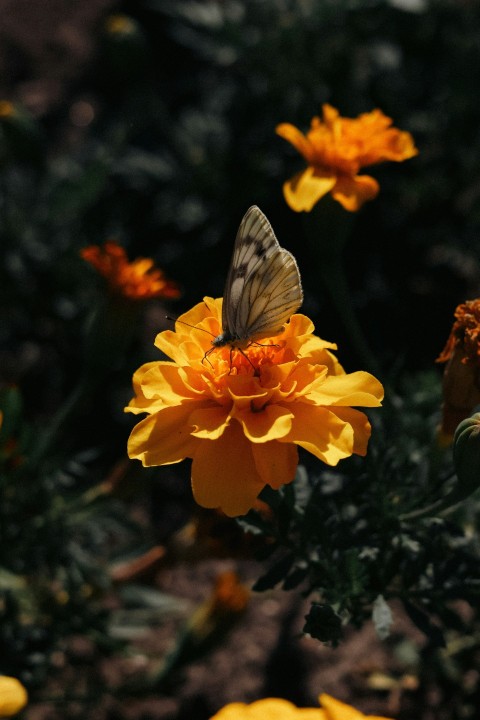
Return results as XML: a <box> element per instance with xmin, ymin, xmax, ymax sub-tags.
<box><xmin>165</xmin><ymin>315</ymin><xmax>215</xmax><ymax>338</ymax></box>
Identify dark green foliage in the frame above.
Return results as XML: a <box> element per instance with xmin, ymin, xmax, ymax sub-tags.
<box><xmin>242</xmin><ymin>373</ymin><xmax>480</xmax><ymax>656</ymax></box>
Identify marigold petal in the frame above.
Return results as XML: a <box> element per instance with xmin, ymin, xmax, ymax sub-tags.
<box><xmin>370</xmin><ymin>128</ymin><xmax>418</xmax><ymax>163</ymax></box>
<box><xmin>227</xmin><ymin>377</ymin><xmax>273</xmax><ymax>407</ymax></box>
<box><xmin>276</xmin><ymin>122</ymin><xmax>314</xmax><ymax>162</ymax></box>
<box><xmin>154</xmin><ymin>328</ymin><xmax>187</xmax><ymax>363</ymax></box>
<box><xmin>286</xmin><ymin>404</ymin><xmax>355</xmax><ymax>465</ymax></box>
<box><xmin>127</xmin><ymin>362</ymin><xmax>205</xmax><ymax>414</ymax></box>
<box><xmin>319</xmin><ymin>693</ymin><xmax>365</xmax><ymax>720</ymax></box>
<box><xmin>190</xmin><ymin>405</ymin><xmax>230</xmax><ymax>439</ymax></box>
<box><xmin>283</xmin><ymin>313</ymin><xmax>316</xmax><ymax>338</ymax></box>
<box><xmin>234</xmin><ymin>404</ymin><xmax>294</xmax><ymax>442</ymax></box>
<box><xmin>126</xmin><ymin>361</ymin><xmax>164</xmax><ymax>414</ymax></box>
<box><xmin>252</xmin><ymin>441</ymin><xmax>298</xmax><ymax>488</ymax></box>
<box><xmin>322</xmin><ymin>103</ymin><xmax>340</xmax><ymax>126</ymax></box>
<box><xmin>211</xmin><ymin>698</ymin><xmax>326</xmax><ymax>720</ymax></box>
<box><xmin>309</xmin><ymin>371</ymin><xmax>384</xmax><ymax>407</ymax></box>
<box><xmin>331</xmin><ymin>175</ymin><xmax>379</xmax><ymax>212</ymax></box>
<box><xmin>283</xmin><ymin>167</ymin><xmax>337</xmax><ymax>212</ymax></box>
<box><xmin>330</xmin><ymin>407</ymin><xmax>372</xmax><ymax>456</ymax></box>
<box><xmin>155</xmin><ymin>299</ymin><xmax>222</xmax><ymax>364</ymax></box>
<box><xmin>191</xmin><ymin>422</ymin><xmax>265</xmax><ymax>516</ymax></box>
<box><xmin>319</xmin><ymin>693</ymin><xmax>393</xmax><ymax>720</ymax></box>
<box><xmin>127</xmin><ymin>405</ymin><xmax>199</xmax><ymax>466</ymax></box>
<box><xmin>302</xmin><ymin>348</ymin><xmax>345</xmax><ymax>376</ymax></box>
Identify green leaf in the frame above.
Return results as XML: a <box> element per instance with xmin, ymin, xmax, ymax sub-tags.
<box><xmin>253</xmin><ymin>554</ymin><xmax>295</xmax><ymax>592</ymax></box>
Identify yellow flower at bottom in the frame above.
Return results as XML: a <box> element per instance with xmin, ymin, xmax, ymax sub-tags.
<box><xmin>0</xmin><ymin>676</ymin><xmax>28</xmax><ymax>717</ymax></box>
<box><xmin>210</xmin><ymin>698</ymin><xmax>324</xmax><ymax>720</ymax></box>
<box><xmin>126</xmin><ymin>298</ymin><xmax>383</xmax><ymax>517</ymax></box>
<box><xmin>209</xmin><ymin>693</ymin><xmax>394</xmax><ymax>720</ymax></box>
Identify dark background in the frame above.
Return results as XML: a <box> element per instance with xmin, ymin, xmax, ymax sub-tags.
<box><xmin>1</xmin><ymin>2</ymin><xmax>480</xmax><ymax>718</ymax></box>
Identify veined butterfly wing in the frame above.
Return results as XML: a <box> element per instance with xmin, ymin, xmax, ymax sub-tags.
<box><xmin>214</xmin><ymin>206</ymin><xmax>303</xmax><ymax>347</ymax></box>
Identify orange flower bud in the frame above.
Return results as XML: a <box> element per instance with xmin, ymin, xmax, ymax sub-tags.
<box><xmin>437</xmin><ymin>299</ymin><xmax>480</xmax><ymax>438</ymax></box>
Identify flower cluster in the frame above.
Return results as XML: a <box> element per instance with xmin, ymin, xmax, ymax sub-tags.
<box><xmin>81</xmin><ymin>241</ymin><xmax>181</xmax><ymax>301</ymax></box>
<box><xmin>126</xmin><ymin>298</ymin><xmax>383</xmax><ymax>516</ymax></box>
<box><xmin>210</xmin><ymin>693</ymin><xmax>394</xmax><ymax>720</ymax></box>
<box><xmin>277</xmin><ymin>104</ymin><xmax>417</xmax><ymax>212</ymax></box>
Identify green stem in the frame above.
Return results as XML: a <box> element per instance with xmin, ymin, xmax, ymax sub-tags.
<box><xmin>28</xmin><ymin>375</ymin><xmax>93</xmax><ymax>467</ymax></box>
<box><xmin>318</xmin><ymin>252</ymin><xmax>380</xmax><ymax>376</ymax></box>
<box><xmin>301</xmin><ymin>199</ymin><xmax>380</xmax><ymax>376</ymax></box>
<box><xmin>29</xmin><ymin>295</ymin><xmax>140</xmax><ymax>468</ymax></box>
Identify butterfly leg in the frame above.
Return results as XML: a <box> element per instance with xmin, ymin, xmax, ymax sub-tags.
<box><xmin>229</xmin><ymin>346</ymin><xmax>258</xmax><ymax>375</ymax></box>
<box><xmin>202</xmin><ymin>347</ymin><xmax>215</xmax><ymax>368</ymax></box>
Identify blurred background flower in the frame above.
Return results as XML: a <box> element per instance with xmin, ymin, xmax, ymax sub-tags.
<box><xmin>0</xmin><ymin>676</ymin><xmax>28</xmax><ymax>717</ymax></box>
<box><xmin>276</xmin><ymin>104</ymin><xmax>417</xmax><ymax>212</ymax></box>
<box><xmin>81</xmin><ymin>241</ymin><xmax>181</xmax><ymax>301</ymax></box>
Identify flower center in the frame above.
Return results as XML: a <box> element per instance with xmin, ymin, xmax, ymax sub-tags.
<box><xmin>206</xmin><ymin>340</ymin><xmax>290</xmax><ymax>378</ymax></box>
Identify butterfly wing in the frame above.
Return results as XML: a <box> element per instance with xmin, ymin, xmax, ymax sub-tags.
<box><xmin>222</xmin><ymin>206</ymin><xmax>303</xmax><ymax>342</ymax></box>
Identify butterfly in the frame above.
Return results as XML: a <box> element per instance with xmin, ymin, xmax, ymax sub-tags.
<box><xmin>211</xmin><ymin>205</ymin><xmax>303</xmax><ymax>351</ymax></box>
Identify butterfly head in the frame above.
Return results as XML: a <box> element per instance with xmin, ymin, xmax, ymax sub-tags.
<box><xmin>211</xmin><ymin>330</ymin><xmax>248</xmax><ymax>349</ymax></box>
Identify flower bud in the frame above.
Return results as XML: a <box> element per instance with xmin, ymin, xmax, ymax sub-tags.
<box><xmin>452</xmin><ymin>411</ymin><xmax>480</xmax><ymax>502</ymax></box>
<box><xmin>437</xmin><ymin>299</ymin><xmax>480</xmax><ymax>439</ymax></box>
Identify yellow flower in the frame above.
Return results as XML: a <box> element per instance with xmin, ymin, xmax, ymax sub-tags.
<box><xmin>436</xmin><ymin>298</ymin><xmax>480</xmax><ymax>437</ymax></box>
<box><xmin>126</xmin><ymin>298</ymin><xmax>383</xmax><ymax>516</ymax></box>
<box><xmin>209</xmin><ymin>693</ymin><xmax>394</xmax><ymax>720</ymax></box>
<box><xmin>0</xmin><ymin>676</ymin><xmax>28</xmax><ymax>717</ymax></box>
<box><xmin>276</xmin><ymin>104</ymin><xmax>418</xmax><ymax>212</ymax></box>
<box><xmin>81</xmin><ymin>241</ymin><xmax>181</xmax><ymax>301</ymax></box>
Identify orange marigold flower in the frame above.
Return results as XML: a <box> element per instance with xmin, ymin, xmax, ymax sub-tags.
<box><xmin>81</xmin><ymin>241</ymin><xmax>181</xmax><ymax>301</ymax></box>
<box><xmin>125</xmin><ymin>298</ymin><xmax>384</xmax><ymax>516</ymax></box>
<box><xmin>437</xmin><ymin>298</ymin><xmax>480</xmax><ymax>366</ymax></box>
<box><xmin>209</xmin><ymin>693</ymin><xmax>394</xmax><ymax>720</ymax></box>
<box><xmin>436</xmin><ymin>299</ymin><xmax>480</xmax><ymax>437</ymax></box>
<box><xmin>276</xmin><ymin>104</ymin><xmax>418</xmax><ymax>212</ymax></box>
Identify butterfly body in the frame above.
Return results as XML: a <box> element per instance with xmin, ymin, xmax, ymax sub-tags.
<box><xmin>212</xmin><ymin>206</ymin><xmax>303</xmax><ymax>351</ymax></box>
